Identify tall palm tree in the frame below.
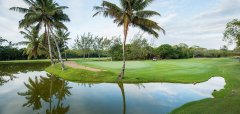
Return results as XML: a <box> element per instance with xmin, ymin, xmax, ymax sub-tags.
<box><xmin>10</xmin><ymin>0</ymin><xmax>70</xmax><ymax>70</ymax></box>
<box><xmin>55</xmin><ymin>29</ymin><xmax>71</xmax><ymax>61</ymax></box>
<box><xmin>93</xmin><ymin>0</ymin><xmax>165</xmax><ymax>80</ymax></box>
<box><xmin>16</xmin><ymin>27</ymin><xmax>45</xmax><ymax>59</ymax></box>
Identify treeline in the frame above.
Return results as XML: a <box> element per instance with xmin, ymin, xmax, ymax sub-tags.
<box><xmin>0</xmin><ymin>37</ymin><xmax>27</xmax><ymax>60</ymax></box>
<box><xmin>1</xmin><ymin>33</ymin><xmax>240</xmax><ymax>61</ymax></box>
<box><xmin>69</xmin><ymin>33</ymin><xmax>239</xmax><ymax>60</ymax></box>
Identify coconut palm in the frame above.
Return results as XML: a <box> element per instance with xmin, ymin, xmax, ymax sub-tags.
<box><xmin>10</xmin><ymin>0</ymin><xmax>70</xmax><ymax>70</ymax></box>
<box><xmin>93</xmin><ymin>0</ymin><xmax>165</xmax><ymax>80</ymax></box>
<box><xmin>55</xmin><ymin>29</ymin><xmax>71</xmax><ymax>61</ymax></box>
<box><xmin>16</xmin><ymin>27</ymin><xmax>45</xmax><ymax>59</ymax></box>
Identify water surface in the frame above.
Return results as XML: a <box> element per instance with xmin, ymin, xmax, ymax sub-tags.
<box><xmin>0</xmin><ymin>63</ymin><xmax>225</xmax><ymax>114</ymax></box>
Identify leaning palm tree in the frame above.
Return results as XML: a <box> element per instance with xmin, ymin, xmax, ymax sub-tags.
<box><xmin>10</xmin><ymin>0</ymin><xmax>70</xmax><ymax>70</ymax></box>
<box><xmin>55</xmin><ymin>29</ymin><xmax>71</xmax><ymax>61</ymax></box>
<box><xmin>16</xmin><ymin>27</ymin><xmax>45</xmax><ymax>59</ymax></box>
<box><xmin>93</xmin><ymin>0</ymin><xmax>165</xmax><ymax>80</ymax></box>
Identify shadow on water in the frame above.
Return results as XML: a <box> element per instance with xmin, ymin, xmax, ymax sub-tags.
<box><xmin>0</xmin><ymin>62</ymin><xmax>50</xmax><ymax>86</ymax></box>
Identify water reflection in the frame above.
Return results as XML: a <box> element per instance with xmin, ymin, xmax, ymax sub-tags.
<box><xmin>18</xmin><ymin>74</ymin><xmax>128</xmax><ymax>114</ymax></box>
<box><xmin>118</xmin><ymin>83</ymin><xmax>126</xmax><ymax>114</ymax></box>
<box><xmin>0</xmin><ymin>62</ymin><xmax>49</xmax><ymax>86</ymax></box>
<box><xmin>0</xmin><ymin>63</ymin><xmax>225</xmax><ymax>114</ymax></box>
<box><xmin>18</xmin><ymin>74</ymin><xmax>71</xmax><ymax>114</ymax></box>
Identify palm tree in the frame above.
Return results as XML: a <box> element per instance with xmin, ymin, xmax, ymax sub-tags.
<box><xmin>93</xmin><ymin>0</ymin><xmax>165</xmax><ymax>80</ymax></box>
<box><xmin>16</xmin><ymin>27</ymin><xmax>45</xmax><ymax>59</ymax></box>
<box><xmin>10</xmin><ymin>0</ymin><xmax>70</xmax><ymax>70</ymax></box>
<box><xmin>55</xmin><ymin>29</ymin><xmax>71</xmax><ymax>61</ymax></box>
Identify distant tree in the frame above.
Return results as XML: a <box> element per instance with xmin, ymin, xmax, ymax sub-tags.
<box><xmin>85</xmin><ymin>33</ymin><xmax>94</xmax><ymax>58</ymax></box>
<box><xmin>93</xmin><ymin>0</ymin><xmax>165</xmax><ymax>79</ymax></box>
<box><xmin>74</xmin><ymin>33</ymin><xmax>93</xmax><ymax>58</ymax></box>
<box><xmin>223</xmin><ymin>19</ymin><xmax>240</xmax><ymax>49</ymax></box>
<box><xmin>102</xmin><ymin>37</ymin><xmax>112</xmax><ymax>57</ymax></box>
<box><xmin>109</xmin><ymin>36</ymin><xmax>122</xmax><ymax>60</ymax></box>
<box><xmin>156</xmin><ymin>44</ymin><xmax>174</xmax><ymax>59</ymax></box>
<box><xmin>173</xmin><ymin>43</ymin><xmax>192</xmax><ymax>59</ymax></box>
<box><xmin>93</xmin><ymin>36</ymin><xmax>104</xmax><ymax>58</ymax></box>
<box><xmin>190</xmin><ymin>46</ymin><xmax>206</xmax><ymax>58</ymax></box>
<box><xmin>129</xmin><ymin>33</ymin><xmax>150</xmax><ymax>60</ymax></box>
<box><xmin>74</xmin><ymin>35</ymin><xmax>85</xmax><ymax>58</ymax></box>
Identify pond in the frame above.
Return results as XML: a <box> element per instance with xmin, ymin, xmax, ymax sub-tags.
<box><xmin>0</xmin><ymin>63</ymin><xmax>225</xmax><ymax>114</ymax></box>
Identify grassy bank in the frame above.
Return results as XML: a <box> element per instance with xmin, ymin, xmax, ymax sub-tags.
<box><xmin>46</xmin><ymin>58</ymin><xmax>240</xmax><ymax>113</ymax></box>
<box><xmin>47</xmin><ymin>58</ymin><xmax>224</xmax><ymax>83</ymax></box>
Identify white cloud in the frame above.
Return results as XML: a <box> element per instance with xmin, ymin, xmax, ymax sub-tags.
<box><xmin>0</xmin><ymin>0</ymin><xmax>239</xmax><ymax>49</ymax></box>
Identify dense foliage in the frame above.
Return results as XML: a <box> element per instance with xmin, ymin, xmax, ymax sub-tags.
<box><xmin>67</xmin><ymin>33</ymin><xmax>238</xmax><ymax>61</ymax></box>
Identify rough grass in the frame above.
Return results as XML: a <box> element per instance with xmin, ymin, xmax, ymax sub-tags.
<box><xmin>46</xmin><ymin>58</ymin><xmax>240</xmax><ymax>113</ymax></box>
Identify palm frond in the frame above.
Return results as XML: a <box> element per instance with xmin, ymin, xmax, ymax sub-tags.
<box><xmin>93</xmin><ymin>1</ymin><xmax>123</xmax><ymax>19</ymax></box>
<box><xmin>15</xmin><ymin>41</ymin><xmax>30</xmax><ymax>46</ymax></box>
<box><xmin>138</xmin><ymin>25</ymin><xmax>159</xmax><ymax>38</ymax></box>
<box><xmin>132</xmin><ymin>17</ymin><xmax>161</xmax><ymax>30</ymax></box>
<box><xmin>9</xmin><ymin>7</ymin><xmax>30</xmax><ymax>13</ymax></box>
<box><xmin>22</xmin><ymin>0</ymin><xmax>34</xmax><ymax>6</ymax></box>
<box><xmin>135</xmin><ymin>10</ymin><xmax>161</xmax><ymax>18</ymax></box>
<box><xmin>135</xmin><ymin>0</ymin><xmax>154</xmax><ymax>11</ymax></box>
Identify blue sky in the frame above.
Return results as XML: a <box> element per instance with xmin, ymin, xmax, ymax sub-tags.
<box><xmin>0</xmin><ymin>0</ymin><xmax>240</xmax><ymax>49</ymax></box>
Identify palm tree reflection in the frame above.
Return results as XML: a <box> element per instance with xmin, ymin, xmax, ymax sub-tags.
<box><xmin>0</xmin><ymin>62</ymin><xmax>49</xmax><ymax>86</ymax></box>
<box><xmin>18</xmin><ymin>74</ymin><xmax>71</xmax><ymax>114</ymax></box>
<box><xmin>118</xmin><ymin>83</ymin><xmax>126</xmax><ymax>114</ymax></box>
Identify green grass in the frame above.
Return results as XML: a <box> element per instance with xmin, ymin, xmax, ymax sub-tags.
<box><xmin>46</xmin><ymin>58</ymin><xmax>240</xmax><ymax>113</ymax></box>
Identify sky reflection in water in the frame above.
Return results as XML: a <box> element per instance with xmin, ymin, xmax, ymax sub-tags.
<box><xmin>0</xmin><ymin>64</ymin><xmax>225</xmax><ymax>114</ymax></box>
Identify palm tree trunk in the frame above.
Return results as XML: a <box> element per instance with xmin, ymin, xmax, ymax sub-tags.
<box><xmin>65</xmin><ymin>50</ymin><xmax>67</xmax><ymax>61</ymax></box>
<box><xmin>49</xmin><ymin>26</ymin><xmax>65</xmax><ymax>70</ymax></box>
<box><xmin>118</xmin><ymin>22</ymin><xmax>129</xmax><ymax>80</ymax></box>
<box><xmin>64</xmin><ymin>43</ymin><xmax>67</xmax><ymax>61</ymax></box>
<box><xmin>45</xmin><ymin>25</ymin><xmax>54</xmax><ymax>65</ymax></box>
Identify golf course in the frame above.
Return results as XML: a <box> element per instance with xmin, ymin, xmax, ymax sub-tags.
<box><xmin>1</xmin><ymin>0</ymin><xmax>240</xmax><ymax>113</ymax></box>
<box><xmin>45</xmin><ymin>58</ymin><xmax>240</xmax><ymax>113</ymax></box>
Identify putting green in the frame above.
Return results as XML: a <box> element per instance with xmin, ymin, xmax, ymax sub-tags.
<box><xmin>82</xmin><ymin>61</ymin><xmax>151</xmax><ymax>69</ymax></box>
